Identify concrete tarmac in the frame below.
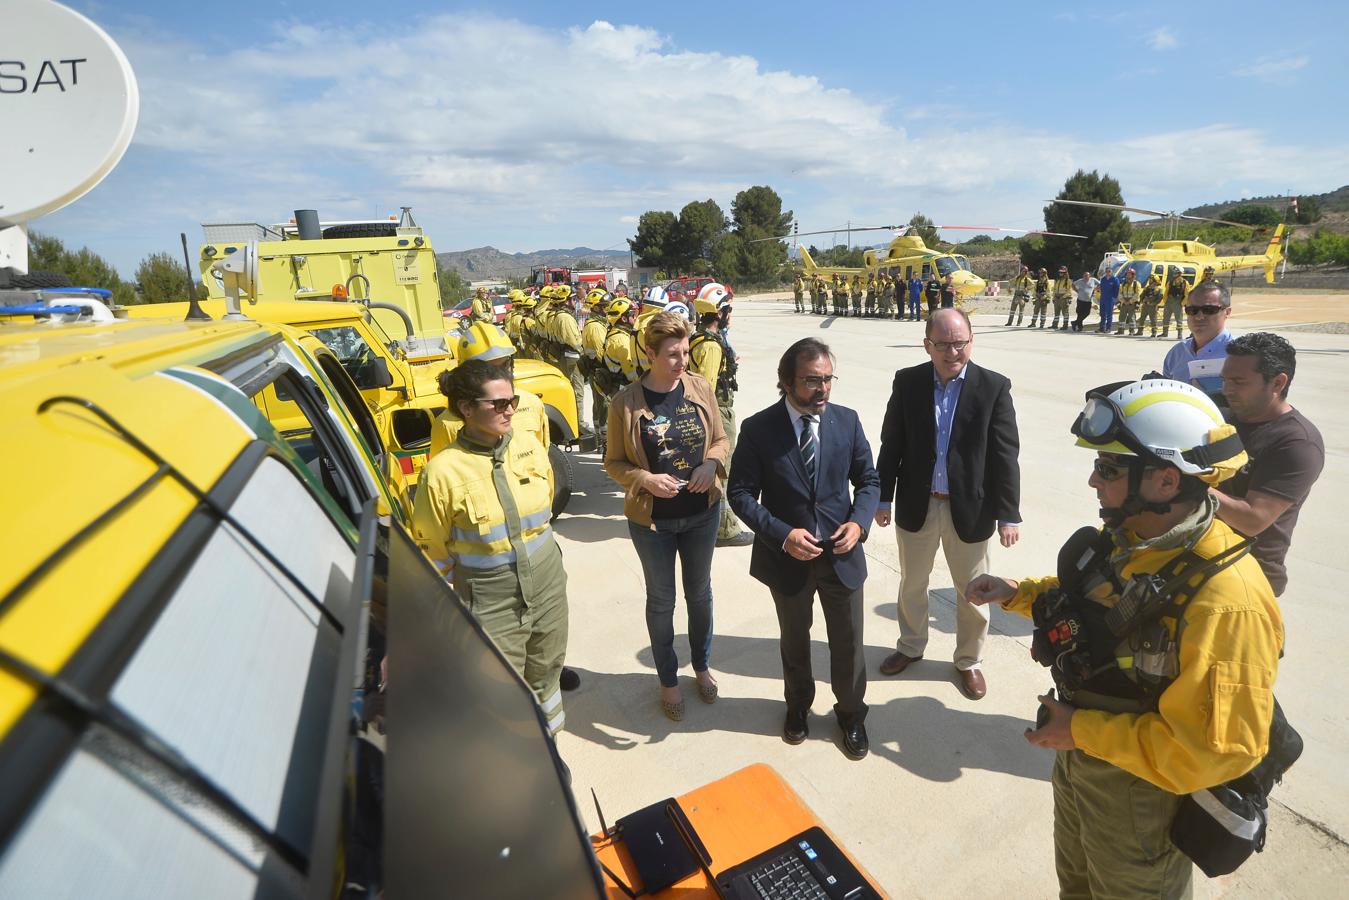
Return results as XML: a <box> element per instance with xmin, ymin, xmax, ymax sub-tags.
<box><xmin>554</xmin><ymin>296</ymin><xmax>1349</xmax><ymax>898</ymax></box>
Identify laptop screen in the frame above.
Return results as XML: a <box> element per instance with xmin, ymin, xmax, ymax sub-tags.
<box><xmin>384</xmin><ymin>522</ymin><xmax>604</xmax><ymax>899</ymax></box>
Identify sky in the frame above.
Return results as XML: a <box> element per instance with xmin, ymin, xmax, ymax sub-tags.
<box><xmin>28</xmin><ymin>0</ymin><xmax>1349</xmax><ymax>276</ymax></box>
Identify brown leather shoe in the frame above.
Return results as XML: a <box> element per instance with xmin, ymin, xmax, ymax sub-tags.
<box><xmin>958</xmin><ymin>668</ymin><xmax>987</xmax><ymax>701</ymax></box>
<box><xmin>879</xmin><ymin>651</ymin><xmax>922</xmax><ymax>676</ymax></box>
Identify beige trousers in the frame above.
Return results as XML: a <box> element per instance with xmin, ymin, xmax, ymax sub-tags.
<box><xmin>894</xmin><ymin>495</ymin><xmax>991</xmax><ymax>670</ymax></box>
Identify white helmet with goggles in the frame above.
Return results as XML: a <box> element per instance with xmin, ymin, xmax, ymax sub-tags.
<box><xmin>1072</xmin><ymin>379</ymin><xmax>1247</xmax><ymax>524</ymax></box>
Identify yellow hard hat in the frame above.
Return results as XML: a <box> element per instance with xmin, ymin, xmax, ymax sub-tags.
<box><xmin>507</xmin><ymin>288</ymin><xmax>526</xmax><ymax>303</ymax></box>
<box><xmin>586</xmin><ymin>287</ymin><xmax>609</xmax><ymax>309</ymax></box>
<box><xmin>605</xmin><ymin>296</ymin><xmax>634</xmax><ymax>324</ymax></box>
<box><xmin>517</xmin><ymin>292</ymin><xmax>537</xmax><ymax>309</ymax></box>
<box><xmin>456</xmin><ymin>321</ymin><xmax>516</xmax><ymax>362</ymax></box>
<box><xmin>556</xmin><ymin>284</ymin><xmax>574</xmax><ymax>300</ymax></box>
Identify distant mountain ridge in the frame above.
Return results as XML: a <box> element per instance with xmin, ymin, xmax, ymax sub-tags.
<box><xmin>436</xmin><ymin>245</ymin><xmax>631</xmax><ymax>279</ymax></box>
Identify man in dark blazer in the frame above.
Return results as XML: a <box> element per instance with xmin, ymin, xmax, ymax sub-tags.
<box><xmin>874</xmin><ymin>308</ymin><xmax>1021</xmax><ymax>700</ymax></box>
<box><xmin>729</xmin><ymin>338</ymin><xmax>880</xmax><ymax>759</ymax></box>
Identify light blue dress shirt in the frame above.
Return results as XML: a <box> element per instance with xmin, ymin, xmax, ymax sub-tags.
<box><xmin>931</xmin><ymin>366</ymin><xmax>967</xmax><ymax>494</ymax></box>
<box><xmin>1163</xmin><ymin>329</ymin><xmax>1232</xmax><ymax>396</ymax></box>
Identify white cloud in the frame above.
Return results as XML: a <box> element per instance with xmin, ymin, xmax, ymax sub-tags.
<box><xmin>1148</xmin><ymin>27</ymin><xmax>1179</xmax><ymax>51</ymax></box>
<box><xmin>45</xmin><ymin>13</ymin><xmax>1349</xmax><ymax>272</ymax></box>
<box><xmin>1233</xmin><ymin>55</ymin><xmax>1310</xmax><ymax>80</ymax></box>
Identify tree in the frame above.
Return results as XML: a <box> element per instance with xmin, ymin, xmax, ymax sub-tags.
<box><xmin>1019</xmin><ymin>170</ymin><xmax>1130</xmax><ymax>275</ymax></box>
<box><xmin>675</xmin><ymin>199</ymin><xmax>727</xmax><ymax>271</ymax></box>
<box><xmin>907</xmin><ymin>212</ymin><xmax>939</xmax><ymax>246</ymax></box>
<box><xmin>731</xmin><ymin>186</ymin><xmax>792</xmax><ymax>238</ymax></box>
<box><xmin>436</xmin><ymin>259</ymin><xmax>469</xmax><ymax>308</ymax></box>
<box><xmin>135</xmin><ymin>252</ymin><xmax>193</xmax><ymax>304</ymax></box>
<box><xmin>26</xmin><ymin>231</ymin><xmax>137</xmax><ymax>305</ymax></box>
<box><xmin>1294</xmin><ymin>196</ymin><xmax>1322</xmax><ymax>225</ymax></box>
<box><xmin>1222</xmin><ymin>204</ymin><xmax>1281</xmax><ymax>227</ymax></box>
<box><xmin>711</xmin><ymin>232</ymin><xmax>744</xmax><ymax>282</ymax></box>
<box><xmin>629</xmin><ymin>210</ymin><xmax>679</xmax><ymax>269</ymax></box>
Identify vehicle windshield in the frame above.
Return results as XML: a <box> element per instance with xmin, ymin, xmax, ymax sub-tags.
<box><xmin>955</xmin><ymin>256</ymin><xmax>971</xmax><ymax>272</ymax></box>
<box><xmin>312</xmin><ymin>325</ymin><xmax>374</xmax><ymax>363</ymax></box>
<box><xmin>935</xmin><ymin>257</ymin><xmax>959</xmax><ymax>276</ymax></box>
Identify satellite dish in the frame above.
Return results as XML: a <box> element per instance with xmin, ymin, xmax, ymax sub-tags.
<box><xmin>0</xmin><ymin>0</ymin><xmax>139</xmax><ymax>226</ymax></box>
<box><xmin>213</xmin><ymin>242</ymin><xmax>260</xmax><ymax>319</ymax></box>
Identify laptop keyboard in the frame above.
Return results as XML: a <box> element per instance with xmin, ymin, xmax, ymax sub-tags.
<box><xmin>745</xmin><ymin>852</ymin><xmax>829</xmax><ymax>899</ymax></box>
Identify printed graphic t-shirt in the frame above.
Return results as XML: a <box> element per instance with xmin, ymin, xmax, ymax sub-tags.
<box><xmin>640</xmin><ymin>382</ymin><xmax>710</xmax><ymax>520</ymax></box>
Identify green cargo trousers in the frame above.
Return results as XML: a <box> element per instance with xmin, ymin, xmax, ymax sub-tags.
<box><xmin>1160</xmin><ymin>299</ymin><xmax>1185</xmax><ymax>336</ymax></box>
<box><xmin>557</xmin><ymin>356</ymin><xmax>586</xmax><ymax>438</ymax></box>
<box><xmin>1053</xmin><ymin>749</ymin><xmax>1192</xmax><ymax>900</ymax></box>
<box><xmin>716</xmin><ymin>401</ymin><xmax>741</xmax><ymax>539</ymax></box>
<box><xmin>455</xmin><ymin>537</ymin><xmax>570</xmax><ymax>734</ymax></box>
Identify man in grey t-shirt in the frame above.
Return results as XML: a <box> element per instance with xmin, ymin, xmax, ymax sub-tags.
<box><xmin>1214</xmin><ymin>333</ymin><xmax>1324</xmax><ymax>595</ymax></box>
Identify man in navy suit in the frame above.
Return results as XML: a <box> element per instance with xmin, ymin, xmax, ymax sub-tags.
<box><xmin>728</xmin><ymin>338</ymin><xmax>880</xmax><ymax>759</ymax></box>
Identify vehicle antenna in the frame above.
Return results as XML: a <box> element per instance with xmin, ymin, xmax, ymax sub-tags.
<box><xmin>181</xmin><ymin>232</ymin><xmax>212</xmax><ymax>320</ymax></box>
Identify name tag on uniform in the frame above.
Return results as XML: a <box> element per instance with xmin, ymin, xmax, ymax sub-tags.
<box><xmin>1188</xmin><ymin>358</ymin><xmax>1224</xmax><ymax>379</ymax></box>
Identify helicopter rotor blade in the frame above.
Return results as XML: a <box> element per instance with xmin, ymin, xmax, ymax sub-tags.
<box><xmin>932</xmin><ymin>224</ymin><xmax>1087</xmax><ymax>239</ymax></box>
<box><xmin>1173</xmin><ymin>213</ymin><xmax>1261</xmax><ymax>230</ymax></box>
<box><xmin>747</xmin><ymin>225</ymin><xmax>906</xmax><ymax>244</ymax></box>
<box><xmin>1043</xmin><ymin>198</ymin><xmax>1175</xmax><ymax>219</ymax></box>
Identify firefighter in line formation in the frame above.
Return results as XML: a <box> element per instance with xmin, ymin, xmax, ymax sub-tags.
<box><xmin>998</xmin><ymin>263</ymin><xmax>1210</xmax><ymax>338</ymax></box>
<box><xmin>798</xmin><ymin>270</ymin><xmax>936</xmax><ymax>320</ymax></box>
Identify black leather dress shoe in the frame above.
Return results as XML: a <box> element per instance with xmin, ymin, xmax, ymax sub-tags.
<box><xmin>783</xmin><ymin>710</ymin><xmax>808</xmax><ymax>745</ymax></box>
<box><xmin>841</xmin><ymin>723</ymin><xmax>869</xmax><ymax>760</ymax></box>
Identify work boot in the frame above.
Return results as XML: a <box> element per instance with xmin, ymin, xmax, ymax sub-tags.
<box><xmin>1016</xmin><ymin>315</ymin><xmax>1024</xmax><ymax>325</ymax></box>
<box><xmin>1050</xmin><ymin>317</ymin><xmax>1059</xmax><ymax>330</ymax></box>
<box><xmin>1005</xmin><ymin>316</ymin><xmax>1014</xmax><ymax>326</ymax></box>
<box><xmin>1160</xmin><ymin>330</ymin><xmax>1169</xmax><ymax>338</ymax></box>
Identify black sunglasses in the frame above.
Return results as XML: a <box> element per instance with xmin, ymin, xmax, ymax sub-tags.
<box><xmin>1184</xmin><ymin>304</ymin><xmax>1227</xmax><ymax>317</ymax></box>
<box><xmin>475</xmin><ymin>395</ymin><xmax>520</xmax><ymax>413</ymax></box>
<box><xmin>1092</xmin><ymin>457</ymin><xmax>1131</xmax><ymax>482</ymax></box>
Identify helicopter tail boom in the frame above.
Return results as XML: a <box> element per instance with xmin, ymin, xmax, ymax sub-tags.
<box><xmin>1262</xmin><ymin>224</ymin><xmax>1285</xmax><ymax>284</ymax></box>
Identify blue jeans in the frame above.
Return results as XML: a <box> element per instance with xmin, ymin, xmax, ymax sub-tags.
<box><xmin>628</xmin><ymin>504</ymin><xmax>718</xmax><ymax>687</ymax></box>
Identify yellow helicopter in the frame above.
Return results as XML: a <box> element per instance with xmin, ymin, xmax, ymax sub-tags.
<box><xmin>1048</xmin><ymin>199</ymin><xmax>1287</xmax><ymax>285</ymax></box>
<box><xmin>772</xmin><ymin>223</ymin><xmax>1084</xmax><ymax>299</ymax></box>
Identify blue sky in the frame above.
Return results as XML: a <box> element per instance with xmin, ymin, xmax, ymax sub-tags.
<box><xmin>33</xmin><ymin>0</ymin><xmax>1349</xmax><ymax>275</ymax></box>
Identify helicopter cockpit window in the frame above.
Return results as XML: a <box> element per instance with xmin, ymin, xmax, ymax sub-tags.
<box><xmin>954</xmin><ymin>256</ymin><xmax>972</xmax><ymax>272</ymax></box>
<box><xmin>935</xmin><ymin>257</ymin><xmax>959</xmax><ymax>277</ymax></box>
<box><xmin>1122</xmin><ymin>260</ymin><xmax>1153</xmax><ymax>282</ymax></box>
<box><xmin>921</xmin><ymin>263</ymin><xmax>933</xmax><ymax>279</ymax></box>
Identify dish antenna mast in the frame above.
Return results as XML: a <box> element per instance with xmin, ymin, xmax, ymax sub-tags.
<box><xmin>0</xmin><ymin>0</ymin><xmax>139</xmax><ymax>283</ymax></box>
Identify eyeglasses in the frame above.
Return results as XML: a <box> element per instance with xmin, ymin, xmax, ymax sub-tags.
<box><xmin>475</xmin><ymin>395</ymin><xmax>520</xmax><ymax>413</ymax></box>
<box><xmin>927</xmin><ymin>340</ymin><xmax>970</xmax><ymax>354</ymax></box>
<box><xmin>1185</xmin><ymin>304</ymin><xmax>1227</xmax><ymax>317</ymax></box>
<box><xmin>1092</xmin><ymin>457</ymin><xmax>1131</xmax><ymax>482</ymax></box>
<box><xmin>796</xmin><ymin>375</ymin><xmax>838</xmax><ymax>389</ymax></box>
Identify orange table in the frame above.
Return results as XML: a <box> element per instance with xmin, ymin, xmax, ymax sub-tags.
<box><xmin>591</xmin><ymin>763</ymin><xmax>889</xmax><ymax>899</ymax></box>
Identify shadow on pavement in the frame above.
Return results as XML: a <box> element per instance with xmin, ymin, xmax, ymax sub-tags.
<box><xmin>561</xmin><ymin>661</ymin><xmax>1050</xmax><ymax>784</ymax></box>
<box><xmin>558</xmin><ymin>667</ymin><xmax>782</xmax><ymax>749</ymax></box>
<box><xmin>871</xmin><ymin>589</ymin><xmax>1032</xmax><ymax>639</ymax></box>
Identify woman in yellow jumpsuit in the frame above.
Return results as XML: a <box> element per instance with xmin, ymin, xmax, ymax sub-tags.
<box><xmin>412</xmin><ymin>359</ymin><xmax>570</xmax><ymax>734</ymax></box>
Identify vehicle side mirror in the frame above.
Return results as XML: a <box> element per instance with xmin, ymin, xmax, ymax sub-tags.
<box><xmin>366</xmin><ymin>356</ymin><xmax>395</xmax><ymax>389</ymax></box>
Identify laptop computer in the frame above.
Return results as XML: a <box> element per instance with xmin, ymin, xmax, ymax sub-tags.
<box><xmin>713</xmin><ymin>826</ymin><xmax>881</xmax><ymax>900</ymax></box>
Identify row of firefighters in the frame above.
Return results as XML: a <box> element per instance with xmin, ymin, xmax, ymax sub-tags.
<box><xmin>1005</xmin><ymin>264</ymin><xmax>1213</xmax><ymax>335</ymax></box>
<box><xmin>789</xmin><ymin>271</ymin><xmax>959</xmax><ymax>318</ymax></box>
<box><xmin>497</xmin><ymin>282</ymin><xmax>737</xmax><ymax>454</ymax></box>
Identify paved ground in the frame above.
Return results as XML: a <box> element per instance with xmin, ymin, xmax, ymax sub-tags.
<box><xmin>553</xmin><ymin>292</ymin><xmax>1349</xmax><ymax>898</ymax></box>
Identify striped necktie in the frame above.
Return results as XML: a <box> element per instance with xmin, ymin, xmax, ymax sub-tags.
<box><xmin>799</xmin><ymin>414</ymin><xmax>817</xmax><ymax>482</ymax></box>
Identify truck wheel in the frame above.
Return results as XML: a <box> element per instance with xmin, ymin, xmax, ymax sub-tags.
<box><xmin>548</xmin><ymin>443</ymin><xmax>573</xmax><ymax>520</ymax></box>
<box><xmin>6</xmin><ymin>270</ymin><xmax>74</xmax><ymax>289</ymax></box>
<box><xmin>321</xmin><ymin>223</ymin><xmax>398</xmax><ymax>239</ymax></box>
